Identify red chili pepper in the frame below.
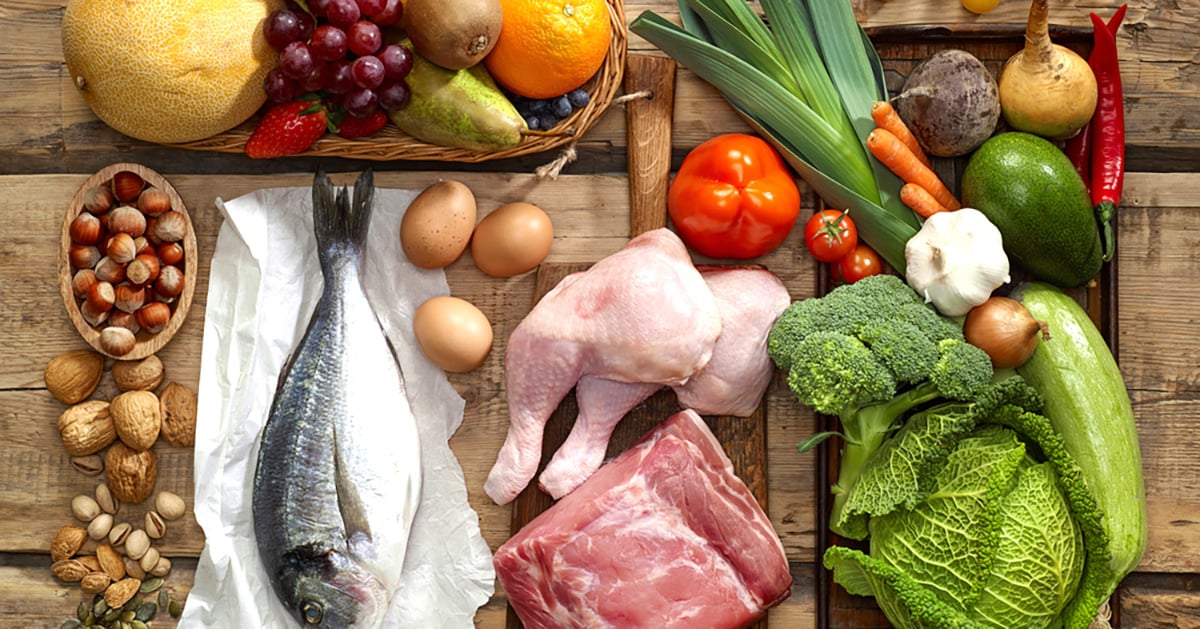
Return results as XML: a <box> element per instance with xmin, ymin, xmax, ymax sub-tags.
<box><xmin>1088</xmin><ymin>7</ymin><xmax>1126</xmax><ymax>262</ymax></box>
<box><xmin>1063</xmin><ymin>5</ymin><xmax>1126</xmax><ymax>196</ymax></box>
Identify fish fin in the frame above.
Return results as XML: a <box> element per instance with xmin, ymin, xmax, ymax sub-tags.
<box><xmin>333</xmin><ymin>423</ymin><xmax>376</xmax><ymax>548</ymax></box>
<box><xmin>311</xmin><ymin>169</ymin><xmax>376</xmax><ymax>273</ymax></box>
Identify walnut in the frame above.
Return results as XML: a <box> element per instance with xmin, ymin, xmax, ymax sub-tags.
<box><xmin>105</xmin><ymin>442</ymin><xmax>157</xmax><ymax>504</ymax></box>
<box><xmin>57</xmin><ymin>400</ymin><xmax>116</xmax><ymax>456</ymax></box>
<box><xmin>111</xmin><ymin>355</ymin><xmax>164</xmax><ymax>392</ymax></box>
<box><xmin>44</xmin><ymin>349</ymin><xmax>104</xmax><ymax>404</ymax></box>
<box><xmin>109</xmin><ymin>390</ymin><xmax>161</xmax><ymax>451</ymax></box>
<box><xmin>158</xmin><ymin>381</ymin><xmax>196</xmax><ymax>448</ymax></box>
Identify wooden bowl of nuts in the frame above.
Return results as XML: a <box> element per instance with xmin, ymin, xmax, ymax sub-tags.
<box><xmin>58</xmin><ymin>163</ymin><xmax>197</xmax><ymax>360</ymax></box>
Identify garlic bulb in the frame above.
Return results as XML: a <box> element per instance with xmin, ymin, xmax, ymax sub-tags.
<box><xmin>904</xmin><ymin>208</ymin><xmax>1010</xmax><ymax>316</ymax></box>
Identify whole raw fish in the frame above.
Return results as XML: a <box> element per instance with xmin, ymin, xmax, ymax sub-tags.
<box><xmin>253</xmin><ymin>170</ymin><xmax>422</xmax><ymax>628</ymax></box>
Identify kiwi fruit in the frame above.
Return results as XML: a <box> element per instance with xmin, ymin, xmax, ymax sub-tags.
<box><xmin>404</xmin><ymin>0</ymin><xmax>504</xmax><ymax>70</ymax></box>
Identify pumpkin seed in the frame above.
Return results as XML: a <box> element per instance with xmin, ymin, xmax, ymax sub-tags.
<box><xmin>134</xmin><ymin>602</ymin><xmax>156</xmax><ymax>622</ymax></box>
<box><xmin>167</xmin><ymin>600</ymin><xmax>182</xmax><ymax>618</ymax></box>
<box><xmin>139</xmin><ymin>577</ymin><xmax>163</xmax><ymax>593</ymax></box>
<box><xmin>120</xmin><ymin>610</ymin><xmax>136</xmax><ymax>622</ymax></box>
<box><xmin>131</xmin><ymin>622</ymin><xmax>149</xmax><ymax>629</ymax></box>
<box><xmin>93</xmin><ymin>597</ymin><xmax>109</xmax><ymax>617</ymax></box>
<box><xmin>102</xmin><ymin>607</ymin><xmax>120</xmax><ymax>622</ymax></box>
<box><xmin>77</xmin><ymin>601</ymin><xmax>90</xmax><ymax>622</ymax></box>
<box><xmin>156</xmin><ymin>589</ymin><xmax>168</xmax><ymax>609</ymax></box>
<box><xmin>61</xmin><ymin>619</ymin><xmax>82</xmax><ymax>629</ymax></box>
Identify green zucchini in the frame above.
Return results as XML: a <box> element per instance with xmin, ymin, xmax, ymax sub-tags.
<box><xmin>1011</xmin><ymin>281</ymin><xmax>1148</xmax><ymax>591</ymax></box>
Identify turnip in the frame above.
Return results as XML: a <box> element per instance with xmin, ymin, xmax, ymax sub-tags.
<box><xmin>893</xmin><ymin>49</ymin><xmax>1000</xmax><ymax>158</ymax></box>
<box><xmin>998</xmin><ymin>0</ymin><xmax>1097</xmax><ymax>140</ymax></box>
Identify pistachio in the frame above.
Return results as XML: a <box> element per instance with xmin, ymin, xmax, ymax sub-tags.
<box><xmin>149</xmin><ymin>556</ymin><xmax>171</xmax><ymax>578</ymax></box>
<box><xmin>82</xmin><ymin>571</ymin><xmax>112</xmax><ymax>595</ymax></box>
<box><xmin>51</xmin><ymin>558</ymin><xmax>91</xmax><ymax>582</ymax></box>
<box><xmin>71</xmin><ymin>454</ymin><xmax>106</xmax><ymax>477</ymax></box>
<box><xmin>153</xmin><ymin>491</ymin><xmax>186</xmax><ymax>521</ymax></box>
<box><xmin>144</xmin><ymin>511</ymin><xmax>166</xmax><ymax>539</ymax></box>
<box><xmin>96</xmin><ymin>543</ymin><xmax>125</xmax><ymax>581</ymax></box>
<box><xmin>72</xmin><ymin>494</ymin><xmax>103</xmax><ymax>522</ymax></box>
<box><xmin>138</xmin><ymin>547</ymin><xmax>160</xmax><ymax>574</ymax></box>
<box><xmin>87</xmin><ymin>513</ymin><xmax>114</xmax><ymax>541</ymax></box>
<box><xmin>95</xmin><ymin>483</ymin><xmax>120</xmax><ymax>515</ymax></box>
<box><xmin>104</xmin><ymin>577</ymin><xmax>142</xmax><ymax>609</ymax></box>
<box><xmin>123</xmin><ymin>556</ymin><xmax>146</xmax><ymax>580</ymax></box>
<box><xmin>123</xmin><ymin>529</ymin><xmax>150</xmax><ymax>560</ymax></box>
<box><xmin>51</xmin><ymin>524</ymin><xmax>89</xmax><ymax>561</ymax></box>
<box><xmin>108</xmin><ymin>521</ymin><xmax>132</xmax><ymax>547</ymax></box>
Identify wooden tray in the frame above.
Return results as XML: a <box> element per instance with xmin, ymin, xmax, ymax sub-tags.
<box><xmin>166</xmin><ymin>0</ymin><xmax>628</xmax><ymax>163</ymax></box>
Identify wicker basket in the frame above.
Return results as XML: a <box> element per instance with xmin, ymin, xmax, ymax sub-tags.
<box><xmin>168</xmin><ymin>0</ymin><xmax>628</xmax><ymax>163</ymax></box>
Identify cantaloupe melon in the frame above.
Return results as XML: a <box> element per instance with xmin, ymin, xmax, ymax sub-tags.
<box><xmin>62</xmin><ymin>0</ymin><xmax>284</xmax><ymax>144</ymax></box>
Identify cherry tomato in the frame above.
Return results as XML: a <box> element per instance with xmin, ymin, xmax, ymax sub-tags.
<box><xmin>835</xmin><ymin>244</ymin><xmax>882</xmax><ymax>284</ymax></box>
<box><xmin>803</xmin><ymin>209</ymin><xmax>858</xmax><ymax>263</ymax></box>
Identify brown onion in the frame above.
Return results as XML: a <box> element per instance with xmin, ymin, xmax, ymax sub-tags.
<box><xmin>963</xmin><ymin>296</ymin><xmax>1050</xmax><ymax>368</ymax></box>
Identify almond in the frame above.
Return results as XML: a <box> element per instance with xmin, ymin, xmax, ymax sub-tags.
<box><xmin>110</xmin><ymin>390</ymin><xmax>161</xmax><ymax>452</ymax></box>
<box><xmin>77</xmin><ymin>555</ymin><xmax>102</xmax><ymax>572</ymax></box>
<box><xmin>105</xmin><ymin>442</ymin><xmax>157</xmax><ymax>504</ymax></box>
<box><xmin>159</xmin><ymin>382</ymin><xmax>197</xmax><ymax>448</ymax></box>
<box><xmin>104</xmin><ymin>577</ymin><xmax>142</xmax><ymax>608</ymax></box>
<box><xmin>111</xmin><ymin>355</ymin><xmax>164</xmax><ymax>392</ymax></box>
<box><xmin>57</xmin><ymin>400</ymin><xmax>116</xmax><ymax>456</ymax></box>
<box><xmin>50</xmin><ymin>525</ymin><xmax>88</xmax><ymax>562</ymax></box>
<box><xmin>81</xmin><ymin>571</ymin><xmax>112</xmax><ymax>595</ymax></box>
<box><xmin>51</xmin><ymin>558</ymin><xmax>91</xmax><ymax>582</ymax></box>
<box><xmin>44</xmin><ymin>349</ymin><xmax>104</xmax><ymax>405</ymax></box>
<box><xmin>96</xmin><ymin>543</ymin><xmax>126</xmax><ymax>581</ymax></box>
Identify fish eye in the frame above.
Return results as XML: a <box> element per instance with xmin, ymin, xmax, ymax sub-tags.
<box><xmin>300</xmin><ymin>599</ymin><xmax>324</xmax><ymax>625</ymax></box>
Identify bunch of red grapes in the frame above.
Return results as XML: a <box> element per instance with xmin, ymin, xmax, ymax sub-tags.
<box><xmin>262</xmin><ymin>0</ymin><xmax>414</xmax><ymax>119</ymax></box>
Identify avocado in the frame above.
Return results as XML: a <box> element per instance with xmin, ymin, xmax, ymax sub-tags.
<box><xmin>388</xmin><ymin>50</ymin><xmax>526</xmax><ymax>152</ymax></box>
<box><xmin>960</xmin><ymin>132</ymin><xmax>1102</xmax><ymax>287</ymax></box>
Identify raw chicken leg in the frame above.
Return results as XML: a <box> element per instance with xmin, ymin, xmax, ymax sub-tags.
<box><xmin>536</xmin><ymin>266</ymin><xmax>792</xmax><ymax>499</ymax></box>
<box><xmin>485</xmin><ymin>229</ymin><xmax>722</xmax><ymax>505</ymax></box>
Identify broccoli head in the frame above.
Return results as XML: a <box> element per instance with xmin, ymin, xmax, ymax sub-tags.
<box><xmin>786</xmin><ymin>331</ymin><xmax>896</xmax><ymax>417</ymax></box>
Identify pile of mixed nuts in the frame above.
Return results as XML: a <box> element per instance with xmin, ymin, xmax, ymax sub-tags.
<box><xmin>44</xmin><ymin>347</ymin><xmax>198</xmax><ymax>626</ymax></box>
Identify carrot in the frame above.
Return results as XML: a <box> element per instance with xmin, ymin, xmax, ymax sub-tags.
<box><xmin>866</xmin><ymin>128</ymin><xmax>961</xmax><ymax>210</ymax></box>
<box><xmin>871</xmin><ymin>101</ymin><xmax>932</xmax><ymax>168</ymax></box>
<box><xmin>899</xmin><ymin>183</ymin><xmax>951</xmax><ymax>218</ymax></box>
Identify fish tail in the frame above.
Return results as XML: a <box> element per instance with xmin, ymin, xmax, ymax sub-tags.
<box><xmin>312</xmin><ymin>169</ymin><xmax>376</xmax><ymax>272</ymax></box>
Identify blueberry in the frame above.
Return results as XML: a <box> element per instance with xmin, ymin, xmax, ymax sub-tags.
<box><xmin>567</xmin><ymin>88</ymin><xmax>590</xmax><ymax>109</ymax></box>
<box><xmin>537</xmin><ymin>114</ymin><xmax>559</xmax><ymax>130</ymax></box>
<box><xmin>525</xmin><ymin>115</ymin><xmax>542</xmax><ymax>131</ymax></box>
<box><xmin>551</xmin><ymin>95</ymin><xmax>573</xmax><ymax>118</ymax></box>
<box><xmin>528</xmin><ymin>99</ymin><xmax>550</xmax><ymax>114</ymax></box>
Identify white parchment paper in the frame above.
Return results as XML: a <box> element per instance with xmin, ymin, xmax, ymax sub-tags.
<box><xmin>180</xmin><ymin>184</ymin><xmax>495</xmax><ymax>628</ymax></box>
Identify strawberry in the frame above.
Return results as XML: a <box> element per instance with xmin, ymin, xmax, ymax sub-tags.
<box><xmin>334</xmin><ymin>109</ymin><xmax>389</xmax><ymax>139</ymax></box>
<box><xmin>244</xmin><ymin>100</ymin><xmax>328</xmax><ymax>159</ymax></box>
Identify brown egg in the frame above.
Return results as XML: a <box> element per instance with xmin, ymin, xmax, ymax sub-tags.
<box><xmin>470</xmin><ymin>202</ymin><xmax>553</xmax><ymax>277</ymax></box>
<box><xmin>412</xmin><ymin>296</ymin><xmax>494</xmax><ymax>373</ymax></box>
<box><xmin>400</xmin><ymin>180</ymin><xmax>477</xmax><ymax>269</ymax></box>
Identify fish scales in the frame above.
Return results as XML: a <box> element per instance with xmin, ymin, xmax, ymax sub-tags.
<box><xmin>253</xmin><ymin>171</ymin><xmax>423</xmax><ymax>628</ymax></box>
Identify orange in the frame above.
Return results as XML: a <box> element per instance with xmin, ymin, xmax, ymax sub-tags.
<box><xmin>484</xmin><ymin>0</ymin><xmax>612</xmax><ymax>99</ymax></box>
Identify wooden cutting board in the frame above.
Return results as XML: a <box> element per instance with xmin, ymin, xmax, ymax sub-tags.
<box><xmin>505</xmin><ymin>54</ymin><xmax>772</xmax><ymax>629</ymax></box>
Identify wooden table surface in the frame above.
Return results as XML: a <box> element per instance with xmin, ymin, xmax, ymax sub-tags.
<box><xmin>2</xmin><ymin>1</ymin><xmax>1198</xmax><ymax>627</ymax></box>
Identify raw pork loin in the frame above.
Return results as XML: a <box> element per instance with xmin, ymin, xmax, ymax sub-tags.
<box><xmin>536</xmin><ymin>266</ymin><xmax>790</xmax><ymax>499</ymax></box>
<box><xmin>494</xmin><ymin>409</ymin><xmax>792</xmax><ymax>629</ymax></box>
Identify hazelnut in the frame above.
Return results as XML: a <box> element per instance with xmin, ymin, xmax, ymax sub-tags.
<box><xmin>70</xmin><ymin>212</ymin><xmax>102</xmax><ymax>245</ymax></box>
<box><xmin>113</xmin><ymin>283</ymin><xmax>146</xmax><ymax>314</ymax></box>
<box><xmin>80</xmin><ymin>299</ymin><xmax>111</xmax><ymax>328</ymax></box>
<box><xmin>107</xmin><ymin>205</ymin><xmax>147</xmax><ymax>238</ymax></box>
<box><xmin>84</xmin><ymin>185</ymin><xmax>115</xmax><ymax>214</ymax></box>
<box><xmin>107</xmin><ymin>310</ymin><xmax>141</xmax><ymax>335</ymax></box>
<box><xmin>154</xmin><ymin>265</ymin><xmax>185</xmax><ymax>299</ymax></box>
<box><xmin>71</xmin><ymin>494</ymin><xmax>102</xmax><ymax>522</ymax></box>
<box><xmin>159</xmin><ymin>382</ymin><xmax>197</xmax><ymax>448</ymax></box>
<box><xmin>87</xmin><ymin>513</ymin><xmax>113</xmax><ymax>541</ymax></box>
<box><xmin>50</xmin><ymin>524</ymin><xmax>88</xmax><ymax>561</ymax></box>
<box><xmin>106</xmin><ymin>232</ymin><xmax>138</xmax><ymax>264</ymax></box>
<box><xmin>137</xmin><ymin>187</ymin><xmax>172</xmax><ymax>216</ymax></box>
<box><xmin>105</xmin><ymin>441</ymin><xmax>157</xmax><ymax>504</ymax></box>
<box><xmin>95</xmin><ymin>482</ymin><xmax>120</xmax><ymax>514</ymax></box>
<box><xmin>111</xmin><ymin>171</ymin><xmax>145</xmax><ymax>202</ymax></box>
<box><xmin>111</xmin><ymin>355</ymin><xmax>164</xmax><ymax>392</ymax></box>
<box><xmin>150</xmin><ymin>211</ymin><xmax>188</xmax><ymax>243</ymax></box>
<box><xmin>72</xmin><ymin>268</ymin><xmax>99</xmax><ymax>300</ymax></box>
<box><xmin>154</xmin><ymin>491</ymin><xmax>186</xmax><ymax>521</ymax></box>
<box><xmin>126</xmin><ymin>254</ymin><xmax>160</xmax><ymax>286</ymax></box>
<box><xmin>157</xmin><ymin>242</ymin><xmax>184</xmax><ymax>266</ymax></box>
<box><xmin>135</xmin><ymin>301</ymin><xmax>171</xmax><ymax>335</ymax></box>
<box><xmin>110</xmin><ymin>390</ymin><xmax>161</xmax><ymax>451</ymax></box>
<box><xmin>93</xmin><ymin>255</ymin><xmax>126</xmax><ymax>284</ymax></box>
<box><xmin>133</xmin><ymin>236</ymin><xmax>154</xmax><ymax>256</ymax></box>
<box><xmin>44</xmin><ymin>348</ymin><xmax>104</xmax><ymax>405</ymax></box>
<box><xmin>85</xmin><ymin>281</ymin><xmax>116</xmax><ymax>313</ymax></box>
<box><xmin>69</xmin><ymin>244</ymin><xmax>101</xmax><ymax>270</ymax></box>
<box><xmin>57</xmin><ymin>399</ymin><xmax>115</xmax><ymax>456</ymax></box>
<box><xmin>100</xmin><ymin>326</ymin><xmax>137</xmax><ymax>356</ymax></box>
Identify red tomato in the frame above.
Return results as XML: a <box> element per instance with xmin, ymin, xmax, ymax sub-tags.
<box><xmin>835</xmin><ymin>244</ymin><xmax>882</xmax><ymax>283</ymax></box>
<box><xmin>803</xmin><ymin>209</ymin><xmax>858</xmax><ymax>263</ymax></box>
<box><xmin>667</xmin><ymin>134</ymin><xmax>801</xmax><ymax>259</ymax></box>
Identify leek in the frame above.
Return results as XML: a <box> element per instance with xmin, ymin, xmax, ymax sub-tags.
<box><xmin>630</xmin><ymin>0</ymin><xmax>920</xmax><ymax>273</ymax></box>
